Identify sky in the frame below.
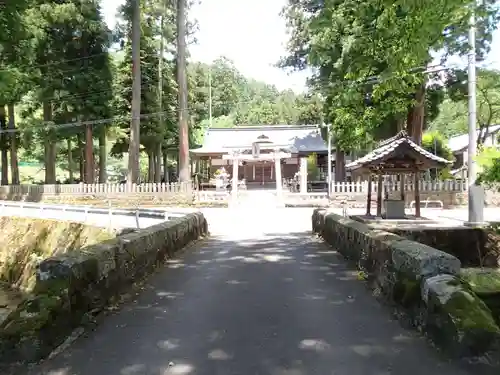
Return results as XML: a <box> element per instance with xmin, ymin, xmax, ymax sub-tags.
<box><xmin>101</xmin><ymin>0</ymin><xmax>500</xmax><ymax>93</ymax></box>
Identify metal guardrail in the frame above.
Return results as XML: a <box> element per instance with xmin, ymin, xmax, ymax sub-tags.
<box><xmin>409</xmin><ymin>199</ymin><xmax>444</xmax><ymax>209</ymax></box>
<box><xmin>0</xmin><ymin>200</ymin><xmax>189</xmax><ymax>229</ymax></box>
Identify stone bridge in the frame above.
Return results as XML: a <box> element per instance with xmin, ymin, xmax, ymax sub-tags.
<box><xmin>8</xmin><ymin>206</ymin><xmax>497</xmax><ymax>375</ymax></box>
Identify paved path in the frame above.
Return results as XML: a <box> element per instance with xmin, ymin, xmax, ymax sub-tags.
<box><xmin>21</xmin><ymin>209</ymin><xmax>495</xmax><ymax>375</ymax></box>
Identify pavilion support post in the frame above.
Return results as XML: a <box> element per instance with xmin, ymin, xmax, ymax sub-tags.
<box><xmin>366</xmin><ymin>173</ymin><xmax>372</xmax><ymax>216</ymax></box>
<box><xmin>376</xmin><ymin>173</ymin><xmax>383</xmax><ymax>217</ymax></box>
<box><xmin>274</xmin><ymin>152</ymin><xmax>283</xmax><ymax>205</ymax></box>
<box><xmin>414</xmin><ymin>171</ymin><xmax>421</xmax><ymax>217</ymax></box>
<box><xmin>300</xmin><ymin>157</ymin><xmax>308</xmax><ymax>193</ymax></box>
<box><xmin>232</xmin><ymin>155</ymin><xmax>239</xmax><ymax>204</ymax></box>
<box><xmin>400</xmin><ymin>173</ymin><xmax>405</xmax><ymax>201</ymax></box>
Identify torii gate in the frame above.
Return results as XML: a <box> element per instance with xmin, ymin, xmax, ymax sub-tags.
<box><xmin>222</xmin><ymin>148</ymin><xmax>291</xmax><ymax>205</ymax></box>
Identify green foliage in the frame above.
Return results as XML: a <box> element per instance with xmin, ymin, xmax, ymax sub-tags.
<box><xmin>307</xmin><ymin>153</ymin><xmax>319</xmax><ymax>180</ymax></box>
<box><xmin>282</xmin><ymin>0</ymin><xmax>500</xmax><ymax>151</ymax></box>
<box><xmin>188</xmin><ymin>59</ymin><xmax>324</xmax><ymax>128</ymax></box>
<box><xmin>422</xmin><ymin>131</ymin><xmax>454</xmax><ymax>178</ymax></box>
<box><xmin>422</xmin><ymin>132</ymin><xmax>454</xmax><ymax>161</ymax></box>
<box><xmin>1</xmin><ymin>0</ymin><xmax>327</xmax><ymax>184</ymax></box>
<box><xmin>428</xmin><ymin>98</ymin><xmax>468</xmax><ymax>138</ymax></box>
<box><xmin>432</xmin><ymin>69</ymin><xmax>500</xmax><ymax>142</ymax></box>
<box><xmin>477</xmin><ymin>146</ymin><xmax>500</xmax><ymax>188</ymax></box>
<box><xmin>112</xmin><ymin>0</ymin><xmax>177</xmax><ymax>154</ymax></box>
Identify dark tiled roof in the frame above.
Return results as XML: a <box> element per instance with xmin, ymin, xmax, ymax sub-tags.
<box><xmin>345</xmin><ymin>131</ymin><xmax>452</xmax><ymax>171</ymax></box>
<box><xmin>190</xmin><ymin>125</ymin><xmax>328</xmax><ymax>154</ymax></box>
<box><xmin>448</xmin><ymin>124</ymin><xmax>500</xmax><ymax>152</ymax></box>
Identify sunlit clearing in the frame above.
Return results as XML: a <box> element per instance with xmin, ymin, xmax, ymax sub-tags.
<box><xmin>157</xmin><ymin>339</ymin><xmax>180</xmax><ymax>350</ymax></box>
<box><xmin>298</xmin><ymin>339</ymin><xmax>331</xmax><ymax>352</ymax></box>
<box><xmin>121</xmin><ymin>364</ymin><xmax>147</xmax><ymax>374</ymax></box>
<box><xmin>261</xmin><ymin>254</ymin><xmax>285</xmax><ymax>262</ymax></box>
<box><xmin>350</xmin><ymin>344</ymin><xmax>389</xmax><ymax>357</ymax></box>
<box><xmin>157</xmin><ymin>291</ymin><xmax>184</xmax><ymax>299</ymax></box>
<box><xmin>47</xmin><ymin>369</ymin><xmax>71</xmax><ymax>375</ymax></box>
<box><xmin>162</xmin><ymin>363</ymin><xmax>194</xmax><ymax>374</ymax></box>
<box><xmin>208</xmin><ymin>349</ymin><xmax>232</xmax><ymax>360</ymax></box>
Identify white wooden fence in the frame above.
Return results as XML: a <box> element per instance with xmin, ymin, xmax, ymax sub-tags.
<box><xmin>0</xmin><ymin>182</ymin><xmax>193</xmax><ymax>196</ymax></box>
<box><xmin>329</xmin><ymin>179</ymin><xmax>467</xmax><ymax>194</ymax></box>
<box><xmin>0</xmin><ymin>179</ymin><xmax>467</xmax><ymax>205</ymax></box>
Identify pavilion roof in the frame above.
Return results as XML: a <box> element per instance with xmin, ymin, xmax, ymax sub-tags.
<box><xmin>345</xmin><ymin>131</ymin><xmax>452</xmax><ymax>172</ymax></box>
<box><xmin>189</xmin><ymin>125</ymin><xmax>328</xmax><ymax>155</ymax></box>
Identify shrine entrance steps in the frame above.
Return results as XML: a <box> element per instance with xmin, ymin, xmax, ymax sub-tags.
<box><xmin>231</xmin><ymin>189</ymin><xmax>281</xmax><ymax>209</ymax></box>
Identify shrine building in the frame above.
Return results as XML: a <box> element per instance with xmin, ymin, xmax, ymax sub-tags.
<box><xmin>189</xmin><ymin>125</ymin><xmax>339</xmax><ymax>187</ymax></box>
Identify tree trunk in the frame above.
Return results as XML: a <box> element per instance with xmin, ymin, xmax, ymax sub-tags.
<box><xmin>0</xmin><ymin>105</ymin><xmax>8</xmax><ymax>185</ymax></box>
<box><xmin>155</xmin><ymin>143</ymin><xmax>162</xmax><ymax>183</ymax></box>
<box><xmin>396</xmin><ymin>117</ymin><xmax>405</xmax><ymax>133</ymax></box>
<box><xmin>157</xmin><ymin>7</ymin><xmax>165</xmax><ymax>185</ymax></box>
<box><xmin>7</xmin><ymin>104</ymin><xmax>19</xmax><ymax>185</ymax></box>
<box><xmin>334</xmin><ymin>149</ymin><xmax>346</xmax><ymax>182</ymax></box>
<box><xmin>408</xmin><ymin>84</ymin><xmax>426</xmax><ymax>145</ymax></box>
<box><xmin>406</xmin><ymin>108</ymin><xmax>414</xmax><ymax>136</ymax></box>
<box><xmin>98</xmin><ymin>129</ymin><xmax>107</xmax><ymax>183</ymax></box>
<box><xmin>43</xmin><ymin>101</ymin><xmax>57</xmax><ymax>184</ymax></box>
<box><xmin>84</xmin><ymin>123</ymin><xmax>94</xmax><ymax>183</ymax></box>
<box><xmin>177</xmin><ymin>0</ymin><xmax>190</xmax><ymax>182</ymax></box>
<box><xmin>127</xmin><ymin>0</ymin><xmax>141</xmax><ymax>183</ymax></box>
<box><xmin>147</xmin><ymin>151</ymin><xmax>154</xmax><ymax>182</ymax></box>
<box><xmin>77</xmin><ymin>133</ymin><xmax>85</xmax><ymax>182</ymax></box>
<box><xmin>163</xmin><ymin>149</ymin><xmax>169</xmax><ymax>182</ymax></box>
<box><xmin>67</xmin><ymin>138</ymin><xmax>74</xmax><ymax>183</ymax></box>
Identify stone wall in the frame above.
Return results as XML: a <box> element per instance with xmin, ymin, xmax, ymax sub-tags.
<box><xmin>0</xmin><ymin>212</ymin><xmax>208</xmax><ymax>364</ymax></box>
<box><xmin>347</xmin><ymin>188</ymin><xmax>500</xmax><ymax>208</ymax></box>
<box><xmin>386</xmin><ymin>190</ymin><xmax>466</xmax><ymax>208</ymax></box>
<box><xmin>312</xmin><ymin>209</ymin><xmax>500</xmax><ymax>356</ymax></box>
<box><xmin>328</xmin><ymin>191</ymin><xmax>466</xmax><ymax>209</ymax></box>
<box><xmin>389</xmin><ymin>227</ymin><xmax>487</xmax><ymax>267</ymax></box>
<box><xmin>389</xmin><ymin>226</ymin><xmax>500</xmax><ymax>268</ymax></box>
<box><xmin>404</xmin><ymin>188</ymin><xmax>500</xmax><ymax>207</ymax></box>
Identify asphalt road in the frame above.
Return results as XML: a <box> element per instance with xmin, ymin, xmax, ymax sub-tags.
<box><xmin>20</xmin><ymin>208</ymin><xmax>494</xmax><ymax>375</ymax></box>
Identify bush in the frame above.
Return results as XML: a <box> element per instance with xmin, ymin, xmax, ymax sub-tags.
<box><xmin>422</xmin><ymin>132</ymin><xmax>454</xmax><ymax>178</ymax></box>
<box><xmin>422</xmin><ymin>132</ymin><xmax>454</xmax><ymax>161</ymax></box>
<box><xmin>477</xmin><ymin>146</ymin><xmax>500</xmax><ymax>189</ymax></box>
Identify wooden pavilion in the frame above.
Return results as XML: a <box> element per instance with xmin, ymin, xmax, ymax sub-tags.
<box><xmin>345</xmin><ymin>131</ymin><xmax>452</xmax><ymax>218</ymax></box>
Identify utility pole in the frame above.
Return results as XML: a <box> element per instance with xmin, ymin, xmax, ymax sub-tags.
<box><xmin>327</xmin><ymin>127</ymin><xmax>332</xmax><ymax>198</ymax></box>
<box><xmin>466</xmin><ymin>2</ymin><xmax>484</xmax><ymax>225</ymax></box>
<box><xmin>177</xmin><ymin>0</ymin><xmax>190</xmax><ymax>182</ymax></box>
<box><xmin>156</xmin><ymin>0</ymin><xmax>165</xmax><ymax>183</ymax></box>
<box><xmin>128</xmin><ymin>0</ymin><xmax>141</xmax><ymax>184</ymax></box>
<box><xmin>208</xmin><ymin>65</ymin><xmax>213</xmax><ymax>127</ymax></box>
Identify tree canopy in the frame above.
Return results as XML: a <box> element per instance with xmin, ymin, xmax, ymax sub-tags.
<box><xmin>0</xmin><ymin>0</ymin><xmax>324</xmax><ymax>185</ymax></box>
<box><xmin>3</xmin><ymin>0</ymin><xmax>500</xmax><ymax>185</ymax></box>
<box><xmin>281</xmin><ymin>0</ymin><xmax>500</xmax><ymax>151</ymax></box>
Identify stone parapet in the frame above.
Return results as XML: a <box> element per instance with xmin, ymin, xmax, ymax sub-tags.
<box><xmin>0</xmin><ymin>212</ymin><xmax>208</xmax><ymax>364</ymax></box>
<box><xmin>311</xmin><ymin>209</ymin><xmax>500</xmax><ymax>356</ymax></box>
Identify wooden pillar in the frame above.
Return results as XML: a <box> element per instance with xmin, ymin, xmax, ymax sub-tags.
<box><xmin>400</xmin><ymin>173</ymin><xmax>405</xmax><ymax>201</ymax></box>
<box><xmin>300</xmin><ymin>157</ymin><xmax>308</xmax><ymax>193</ymax></box>
<box><xmin>232</xmin><ymin>155</ymin><xmax>239</xmax><ymax>203</ymax></box>
<box><xmin>366</xmin><ymin>173</ymin><xmax>372</xmax><ymax>216</ymax></box>
<box><xmin>275</xmin><ymin>152</ymin><xmax>282</xmax><ymax>204</ymax></box>
<box><xmin>376</xmin><ymin>173</ymin><xmax>383</xmax><ymax>217</ymax></box>
<box><xmin>414</xmin><ymin>171</ymin><xmax>421</xmax><ymax>217</ymax></box>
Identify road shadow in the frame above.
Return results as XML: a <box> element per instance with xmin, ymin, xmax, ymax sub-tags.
<box><xmin>18</xmin><ymin>231</ymin><xmax>498</xmax><ymax>375</ymax></box>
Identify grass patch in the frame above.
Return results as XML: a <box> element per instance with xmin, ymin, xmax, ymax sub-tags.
<box><xmin>42</xmin><ymin>195</ymin><xmax>227</xmax><ymax>208</ymax></box>
<box><xmin>0</xmin><ymin>217</ymin><xmax>114</xmax><ymax>292</ymax></box>
<box><xmin>460</xmin><ymin>268</ymin><xmax>500</xmax><ymax>295</ymax></box>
